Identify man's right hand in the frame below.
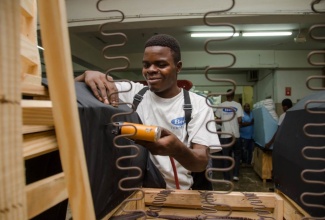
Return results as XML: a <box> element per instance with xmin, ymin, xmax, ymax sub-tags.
<box><xmin>75</xmin><ymin>70</ymin><xmax>119</xmax><ymax>106</ymax></box>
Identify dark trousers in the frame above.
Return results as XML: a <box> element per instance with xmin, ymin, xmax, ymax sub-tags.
<box><xmin>213</xmin><ymin>137</ymin><xmax>241</xmax><ymax>180</ymax></box>
<box><xmin>240</xmin><ymin>138</ymin><xmax>254</xmax><ymax>164</ymax></box>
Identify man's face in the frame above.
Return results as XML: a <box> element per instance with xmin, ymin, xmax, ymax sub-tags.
<box><xmin>142</xmin><ymin>46</ymin><xmax>182</xmax><ymax>98</ymax></box>
<box><xmin>244</xmin><ymin>104</ymin><xmax>250</xmax><ymax>112</ymax></box>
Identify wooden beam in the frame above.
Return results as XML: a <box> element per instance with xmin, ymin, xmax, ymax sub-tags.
<box><xmin>144</xmin><ymin>188</ymin><xmax>280</xmax><ymax>211</ymax></box>
<box><xmin>21</xmin><ymin>100</ymin><xmax>53</xmax><ymax>125</ymax></box>
<box><xmin>26</xmin><ymin>173</ymin><xmax>68</xmax><ymax>219</ymax></box>
<box><xmin>22</xmin><ymin>125</ymin><xmax>54</xmax><ymax>134</ymax></box>
<box><xmin>0</xmin><ymin>1</ymin><xmax>27</xmax><ymax>219</ymax></box>
<box><xmin>37</xmin><ymin>0</ymin><xmax>96</xmax><ymax>219</ymax></box>
<box><xmin>23</xmin><ymin>130</ymin><xmax>58</xmax><ymax>159</ymax></box>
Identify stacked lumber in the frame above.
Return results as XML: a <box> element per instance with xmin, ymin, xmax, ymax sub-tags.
<box><xmin>1</xmin><ymin>0</ymin><xmax>95</xmax><ymax>219</ymax></box>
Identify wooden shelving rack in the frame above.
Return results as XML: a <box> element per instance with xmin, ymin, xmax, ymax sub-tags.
<box><xmin>0</xmin><ymin>0</ymin><xmax>95</xmax><ymax>219</ymax></box>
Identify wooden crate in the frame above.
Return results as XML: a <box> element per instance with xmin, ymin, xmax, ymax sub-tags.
<box><xmin>253</xmin><ymin>146</ymin><xmax>273</xmax><ymax>183</ymax></box>
<box><xmin>108</xmin><ymin>188</ymin><xmax>284</xmax><ymax>219</ymax></box>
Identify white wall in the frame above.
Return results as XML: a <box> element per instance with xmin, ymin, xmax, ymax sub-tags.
<box><xmin>274</xmin><ymin>69</ymin><xmax>323</xmax><ymax>103</ymax></box>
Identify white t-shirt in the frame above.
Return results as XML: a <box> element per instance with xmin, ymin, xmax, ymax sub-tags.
<box><xmin>116</xmin><ymin>82</ymin><xmax>220</xmax><ymax>189</ymax></box>
<box><xmin>278</xmin><ymin>112</ymin><xmax>286</xmax><ymax>126</ymax></box>
<box><xmin>215</xmin><ymin>101</ymin><xmax>244</xmax><ymax>138</ymax></box>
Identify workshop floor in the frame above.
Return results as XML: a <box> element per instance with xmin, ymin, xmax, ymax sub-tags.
<box><xmin>212</xmin><ymin>164</ymin><xmax>274</xmax><ymax>192</ymax></box>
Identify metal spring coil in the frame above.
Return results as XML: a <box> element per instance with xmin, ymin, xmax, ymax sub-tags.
<box><xmin>199</xmin><ymin>190</ymin><xmax>233</xmax><ymax>218</ymax></box>
<box><xmin>96</xmin><ymin>1</ymin><xmax>146</xmax><ymax>219</ymax></box>
<box><xmin>201</xmin><ymin>0</ymin><xmax>238</xmax><ymax>218</ymax></box>
<box><xmin>147</xmin><ymin>189</ymin><xmax>174</xmax><ymax>214</ymax></box>
<box><xmin>241</xmin><ymin>192</ymin><xmax>275</xmax><ymax>220</ymax></box>
<box><xmin>310</xmin><ymin>0</ymin><xmax>325</xmax><ymax>13</ymax></box>
<box><xmin>300</xmin><ymin>22</ymin><xmax>325</xmax><ymax>220</ymax></box>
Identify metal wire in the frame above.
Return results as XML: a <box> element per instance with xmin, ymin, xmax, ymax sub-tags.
<box><xmin>300</xmin><ymin>12</ymin><xmax>325</xmax><ymax>220</ymax></box>
<box><xmin>310</xmin><ymin>0</ymin><xmax>325</xmax><ymax>13</ymax></box>
<box><xmin>96</xmin><ymin>1</ymin><xmax>146</xmax><ymax>219</ymax></box>
<box><xmin>200</xmin><ymin>1</ymin><xmax>239</xmax><ymax>218</ymax></box>
<box><xmin>242</xmin><ymin>192</ymin><xmax>275</xmax><ymax>220</ymax></box>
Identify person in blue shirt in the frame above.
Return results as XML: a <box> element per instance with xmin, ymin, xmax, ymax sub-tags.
<box><xmin>240</xmin><ymin>103</ymin><xmax>254</xmax><ymax>165</ymax></box>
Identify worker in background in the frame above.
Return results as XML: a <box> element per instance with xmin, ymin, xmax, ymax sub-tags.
<box><xmin>265</xmin><ymin>98</ymin><xmax>293</xmax><ymax>149</ymax></box>
<box><xmin>240</xmin><ymin>103</ymin><xmax>254</xmax><ymax>166</ymax></box>
<box><xmin>214</xmin><ymin>89</ymin><xmax>243</xmax><ymax>181</ymax></box>
<box><xmin>75</xmin><ymin>34</ymin><xmax>220</xmax><ymax>190</ymax></box>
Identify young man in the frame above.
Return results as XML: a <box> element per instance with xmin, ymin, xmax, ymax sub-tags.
<box><xmin>214</xmin><ymin>89</ymin><xmax>243</xmax><ymax>181</ymax></box>
<box><xmin>240</xmin><ymin>103</ymin><xmax>254</xmax><ymax>165</ymax></box>
<box><xmin>265</xmin><ymin>98</ymin><xmax>293</xmax><ymax>149</ymax></box>
<box><xmin>75</xmin><ymin>34</ymin><xmax>220</xmax><ymax>189</ymax></box>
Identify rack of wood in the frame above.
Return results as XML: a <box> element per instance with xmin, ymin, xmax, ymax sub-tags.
<box><xmin>0</xmin><ymin>0</ymin><xmax>95</xmax><ymax>219</ymax></box>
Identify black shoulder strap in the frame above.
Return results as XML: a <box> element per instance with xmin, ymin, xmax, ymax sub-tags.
<box><xmin>132</xmin><ymin>87</ymin><xmax>192</xmax><ymax>128</ymax></box>
<box><xmin>132</xmin><ymin>87</ymin><xmax>149</xmax><ymax>110</ymax></box>
<box><xmin>183</xmin><ymin>89</ymin><xmax>192</xmax><ymax>131</ymax></box>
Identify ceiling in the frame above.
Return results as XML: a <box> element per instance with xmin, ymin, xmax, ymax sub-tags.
<box><xmin>68</xmin><ymin>14</ymin><xmax>325</xmax><ymax>56</ymax></box>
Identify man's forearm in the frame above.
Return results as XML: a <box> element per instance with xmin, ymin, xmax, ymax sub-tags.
<box><xmin>173</xmin><ymin>145</ymin><xmax>208</xmax><ymax>172</ymax></box>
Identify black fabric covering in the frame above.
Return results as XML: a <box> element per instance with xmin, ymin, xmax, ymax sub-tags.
<box><xmin>273</xmin><ymin>91</ymin><xmax>325</xmax><ymax>217</ymax></box>
<box><xmin>40</xmin><ymin>80</ymin><xmax>166</xmax><ymax>219</ymax></box>
<box><xmin>75</xmin><ymin>82</ymin><xmax>148</xmax><ymax>219</ymax></box>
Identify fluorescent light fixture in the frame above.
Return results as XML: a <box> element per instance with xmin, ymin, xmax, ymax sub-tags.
<box><xmin>191</xmin><ymin>31</ymin><xmax>292</xmax><ymax>38</ymax></box>
<box><xmin>191</xmin><ymin>32</ymin><xmax>239</xmax><ymax>38</ymax></box>
<box><xmin>242</xmin><ymin>31</ymin><xmax>292</xmax><ymax>37</ymax></box>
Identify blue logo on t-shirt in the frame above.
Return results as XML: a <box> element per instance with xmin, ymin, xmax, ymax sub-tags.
<box><xmin>171</xmin><ymin>117</ymin><xmax>185</xmax><ymax>127</ymax></box>
<box><xmin>223</xmin><ymin>107</ymin><xmax>238</xmax><ymax>113</ymax></box>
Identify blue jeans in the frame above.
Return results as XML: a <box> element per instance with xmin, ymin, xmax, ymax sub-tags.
<box><xmin>241</xmin><ymin>138</ymin><xmax>254</xmax><ymax>164</ymax></box>
<box><xmin>214</xmin><ymin>137</ymin><xmax>241</xmax><ymax>180</ymax></box>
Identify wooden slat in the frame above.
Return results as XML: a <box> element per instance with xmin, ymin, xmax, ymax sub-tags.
<box><xmin>26</xmin><ymin>173</ymin><xmax>68</xmax><ymax>219</ymax></box>
<box><xmin>0</xmin><ymin>1</ymin><xmax>27</xmax><ymax>220</ymax></box>
<box><xmin>21</xmin><ymin>82</ymin><xmax>49</xmax><ymax>97</ymax></box>
<box><xmin>21</xmin><ymin>34</ymin><xmax>41</xmax><ymax>77</ymax></box>
<box><xmin>21</xmin><ymin>100</ymin><xmax>53</xmax><ymax>125</ymax></box>
<box><xmin>37</xmin><ymin>0</ymin><xmax>96</xmax><ymax>219</ymax></box>
<box><xmin>277</xmin><ymin>191</ymin><xmax>309</xmax><ymax>219</ymax></box>
<box><xmin>23</xmin><ymin>130</ymin><xmax>58</xmax><ymax>159</ymax></box>
<box><xmin>144</xmin><ymin>189</ymin><xmax>280</xmax><ymax>210</ymax></box>
<box><xmin>20</xmin><ymin>0</ymin><xmax>34</xmax><ymax>18</ymax></box>
<box><xmin>22</xmin><ymin>125</ymin><xmax>54</xmax><ymax>134</ymax></box>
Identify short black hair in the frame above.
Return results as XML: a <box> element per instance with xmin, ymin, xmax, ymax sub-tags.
<box><xmin>282</xmin><ymin>98</ymin><xmax>293</xmax><ymax>108</ymax></box>
<box><xmin>226</xmin><ymin>89</ymin><xmax>234</xmax><ymax>96</ymax></box>
<box><xmin>144</xmin><ymin>34</ymin><xmax>181</xmax><ymax>64</ymax></box>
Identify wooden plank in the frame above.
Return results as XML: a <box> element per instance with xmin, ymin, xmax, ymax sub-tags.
<box><xmin>21</xmin><ymin>34</ymin><xmax>40</xmax><ymax>76</ymax></box>
<box><xmin>253</xmin><ymin>147</ymin><xmax>272</xmax><ymax>182</ymax></box>
<box><xmin>37</xmin><ymin>0</ymin><xmax>96</xmax><ymax>219</ymax></box>
<box><xmin>26</xmin><ymin>173</ymin><xmax>68</xmax><ymax>219</ymax></box>
<box><xmin>22</xmin><ymin>125</ymin><xmax>54</xmax><ymax>134</ymax></box>
<box><xmin>20</xmin><ymin>0</ymin><xmax>34</xmax><ymax>18</ymax></box>
<box><xmin>21</xmin><ymin>100</ymin><xmax>53</xmax><ymax>125</ymax></box>
<box><xmin>21</xmin><ymin>82</ymin><xmax>49</xmax><ymax>97</ymax></box>
<box><xmin>0</xmin><ymin>1</ymin><xmax>27</xmax><ymax>219</ymax></box>
<box><xmin>148</xmin><ymin>207</ymin><xmax>261</xmax><ymax>219</ymax></box>
<box><xmin>273</xmin><ymin>192</ymin><xmax>284</xmax><ymax>220</ymax></box>
<box><xmin>144</xmin><ymin>189</ymin><xmax>278</xmax><ymax>211</ymax></box>
<box><xmin>23</xmin><ymin>130</ymin><xmax>58</xmax><ymax>159</ymax></box>
<box><xmin>277</xmin><ymin>191</ymin><xmax>309</xmax><ymax>220</ymax></box>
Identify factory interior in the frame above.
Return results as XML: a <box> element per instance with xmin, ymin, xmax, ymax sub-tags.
<box><xmin>1</xmin><ymin>0</ymin><xmax>324</xmax><ymax>220</ymax></box>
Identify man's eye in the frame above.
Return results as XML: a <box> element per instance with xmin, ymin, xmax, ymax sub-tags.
<box><xmin>158</xmin><ymin>63</ymin><xmax>167</xmax><ymax>68</ymax></box>
<box><xmin>143</xmin><ymin>63</ymin><xmax>149</xmax><ymax>68</ymax></box>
